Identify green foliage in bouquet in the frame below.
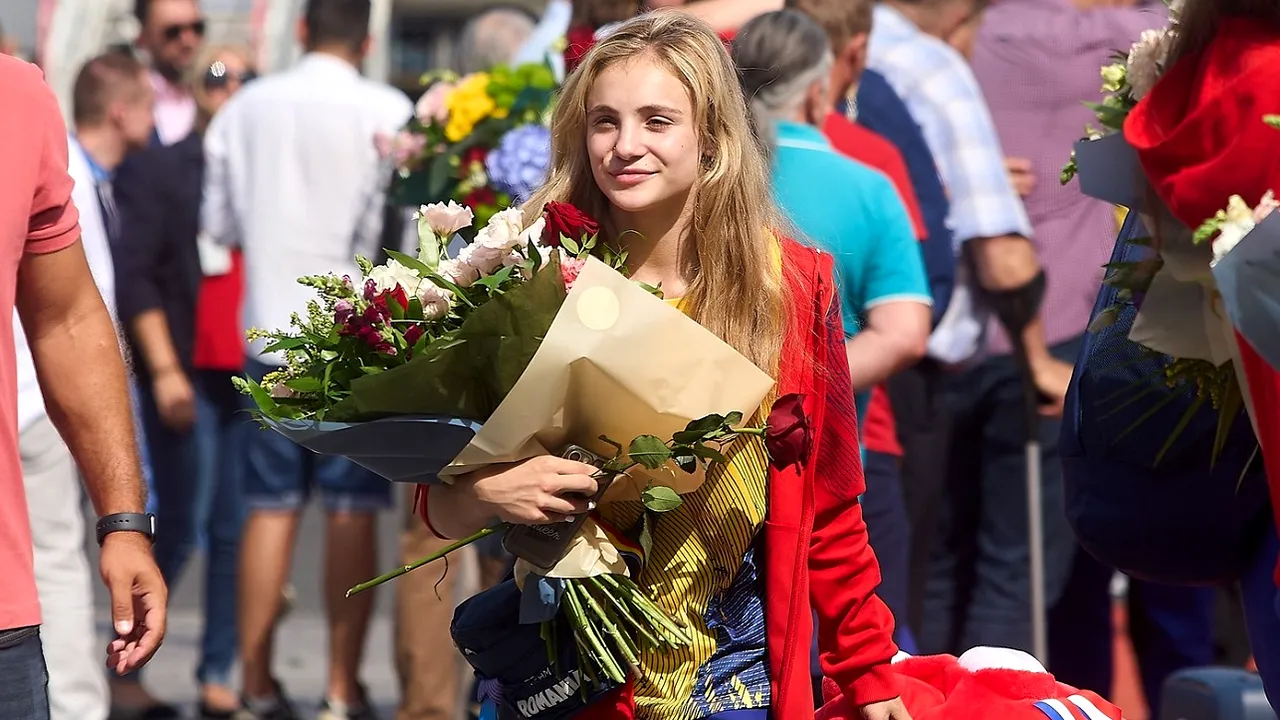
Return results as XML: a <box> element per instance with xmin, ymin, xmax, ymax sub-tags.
<box><xmin>1090</xmin><ymin>232</ymin><xmax>1245</xmax><ymax>469</ymax></box>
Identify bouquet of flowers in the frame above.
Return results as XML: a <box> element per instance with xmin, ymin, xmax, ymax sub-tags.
<box><xmin>235</xmin><ymin>200</ymin><xmax>777</xmax><ymax>709</ymax></box>
<box><xmin>376</xmin><ymin>63</ymin><xmax>558</xmax><ymax>227</ymax></box>
<box><xmin>1059</xmin><ymin>1</ymin><xmax>1180</xmax><ymax>193</ymax></box>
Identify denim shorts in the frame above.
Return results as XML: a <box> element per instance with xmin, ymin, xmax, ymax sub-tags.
<box><xmin>241</xmin><ymin>359</ymin><xmax>391</xmax><ymax>513</ymax></box>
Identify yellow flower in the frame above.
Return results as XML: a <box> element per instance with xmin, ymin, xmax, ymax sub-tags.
<box><xmin>444</xmin><ymin>73</ymin><xmax>498</xmax><ymax>142</ymax></box>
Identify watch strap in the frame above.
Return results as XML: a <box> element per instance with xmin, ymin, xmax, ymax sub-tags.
<box><xmin>96</xmin><ymin>513</ymin><xmax>156</xmax><ymax>546</ymax></box>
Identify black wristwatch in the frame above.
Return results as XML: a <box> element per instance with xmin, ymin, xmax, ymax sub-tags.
<box><xmin>96</xmin><ymin>513</ymin><xmax>156</xmax><ymax>546</ymax></box>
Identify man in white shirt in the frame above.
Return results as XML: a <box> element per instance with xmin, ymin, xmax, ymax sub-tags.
<box><xmin>202</xmin><ymin>1</ymin><xmax>411</xmax><ymax>717</ymax></box>
<box><xmin>18</xmin><ymin>51</ymin><xmax>156</xmax><ymax>720</ymax></box>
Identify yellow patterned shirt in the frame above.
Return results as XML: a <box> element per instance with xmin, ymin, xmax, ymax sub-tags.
<box><xmin>597</xmin><ymin>299</ymin><xmax>772</xmax><ymax>720</ymax></box>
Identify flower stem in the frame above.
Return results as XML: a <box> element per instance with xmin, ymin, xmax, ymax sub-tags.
<box><xmin>345</xmin><ymin>525</ymin><xmax>502</xmax><ymax>597</ymax></box>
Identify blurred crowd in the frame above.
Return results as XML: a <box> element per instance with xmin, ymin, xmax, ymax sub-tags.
<box><xmin>1</xmin><ymin>0</ymin><xmax>1263</xmax><ymax>720</ymax></box>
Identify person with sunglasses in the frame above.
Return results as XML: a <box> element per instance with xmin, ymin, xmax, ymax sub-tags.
<box><xmin>133</xmin><ymin>0</ymin><xmax>206</xmax><ymax>147</ymax></box>
<box><xmin>110</xmin><ymin>43</ymin><xmax>254</xmax><ymax>720</ymax></box>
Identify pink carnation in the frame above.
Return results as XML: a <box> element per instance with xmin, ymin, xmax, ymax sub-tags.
<box><xmin>560</xmin><ymin>255</ymin><xmax>586</xmax><ymax>290</ymax></box>
<box><xmin>415</xmin><ymin>82</ymin><xmax>454</xmax><ymax>125</ymax></box>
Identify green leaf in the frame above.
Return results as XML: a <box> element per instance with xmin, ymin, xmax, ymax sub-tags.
<box><xmin>627</xmin><ymin>435</ymin><xmax>672</xmax><ymax>470</ymax></box>
<box><xmin>562</xmin><ymin>235</ymin><xmax>581</xmax><ymax>255</ymax></box>
<box><xmin>683</xmin><ymin>414</ymin><xmax>725</xmax><ymax>438</ymax></box>
<box><xmin>641</xmin><ymin>485</ymin><xmax>683</xmax><ymax>513</ymax></box>
<box><xmin>426</xmin><ymin>152</ymin><xmax>453</xmax><ymax>201</ymax></box>
<box><xmin>723</xmin><ymin>411</ymin><xmax>743</xmax><ymax>427</ymax></box>
<box><xmin>385</xmin><ymin>249</ymin><xmax>433</xmax><ymax>277</ymax></box>
<box><xmin>285</xmin><ymin>376</ymin><xmax>325</xmax><ymax>393</ymax></box>
<box><xmin>242</xmin><ymin>378</ymin><xmax>280</xmax><ymax>416</ymax></box>
<box><xmin>424</xmin><ymin>272</ymin><xmax>476</xmax><ymax>308</ymax></box>
<box><xmin>691</xmin><ymin>445</ymin><xmax>729</xmax><ymax>466</ymax></box>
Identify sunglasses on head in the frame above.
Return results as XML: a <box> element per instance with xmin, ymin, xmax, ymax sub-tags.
<box><xmin>203</xmin><ymin>61</ymin><xmax>257</xmax><ymax>89</ymax></box>
<box><xmin>162</xmin><ymin>19</ymin><xmax>206</xmax><ymax>42</ymax></box>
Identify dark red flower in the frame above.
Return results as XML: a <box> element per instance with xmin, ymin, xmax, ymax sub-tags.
<box><xmin>386</xmin><ymin>286</ymin><xmax>409</xmax><ymax>316</ymax></box>
<box><xmin>542</xmin><ymin>201</ymin><xmax>599</xmax><ymax>248</ymax></box>
<box><xmin>764</xmin><ymin>393</ymin><xmax>811</xmax><ymax>470</ymax></box>
<box><xmin>404</xmin><ymin>324</ymin><xmax>425</xmax><ymax>348</ymax></box>
<box><xmin>463</xmin><ymin>186</ymin><xmax>497</xmax><ymax>210</ymax></box>
<box><xmin>462</xmin><ymin>146</ymin><xmax>489</xmax><ymax>168</ymax></box>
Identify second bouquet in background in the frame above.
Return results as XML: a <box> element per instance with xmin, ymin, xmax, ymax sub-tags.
<box><xmin>376</xmin><ymin>62</ymin><xmax>558</xmax><ymax>227</ymax></box>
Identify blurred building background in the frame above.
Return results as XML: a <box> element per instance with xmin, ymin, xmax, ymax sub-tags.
<box><xmin>4</xmin><ymin>0</ymin><xmax>542</xmax><ymax>122</ymax></box>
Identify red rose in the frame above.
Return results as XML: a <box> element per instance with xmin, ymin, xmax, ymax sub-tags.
<box><xmin>764</xmin><ymin>393</ymin><xmax>811</xmax><ymax>469</ymax></box>
<box><xmin>542</xmin><ymin>201</ymin><xmax>600</xmax><ymax>248</ymax></box>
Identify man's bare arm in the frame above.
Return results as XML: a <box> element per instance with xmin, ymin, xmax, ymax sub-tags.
<box><xmin>845</xmin><ymin>301</ymin><xmax>931</xmax><ymax>392</ymax></box>
<box><xmin>967</xmin><ymin>234</ymin><xmax>1072</xmax><ymax>412</ymax></box>
<box><xmin>16</xmin><ymin>241</ymin><xmax>145</xmax><ymax>515</ymax></box>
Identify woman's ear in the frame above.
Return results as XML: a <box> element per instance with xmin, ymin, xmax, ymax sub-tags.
<box><xmin>804</xmin><ymin>78</ymin><xmax>834</xmax><ymax>126</ymax></box>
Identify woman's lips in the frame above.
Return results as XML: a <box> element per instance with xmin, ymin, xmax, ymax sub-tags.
<box><xmin>610</xmin><ymin>170</ymin><xmax>654</xmax><ymax>186</ymax></box>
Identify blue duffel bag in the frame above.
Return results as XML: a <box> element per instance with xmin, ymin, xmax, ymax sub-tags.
<box><xmin>1060</xmin><ymin>211</ymin><xmax>1271</xmax><ymax>586</ymax></box>
<box><xmin>1159</xmin><ymin>667</ymin><xmax>1274</xmax><ymax>720</ymax></box>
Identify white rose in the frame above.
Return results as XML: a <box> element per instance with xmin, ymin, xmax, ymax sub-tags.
<box><xmin>1213</xmin><ymin>195</ymin><xmax>1258</xmax><ymax>264</ymax></box>
<box><xmin>522</xmin><ymin>217</ymin><xmax>547</xmax><ymax>248</ymax></box>
<box><xmin>475</xmin><ymin>208</ymin><xmax>526</xmax><ymax>247</ymax></box>
<box><xmin>416</xmin><ymin>281</ymin><xmax>453</xmax><ymax>320</ymax></box>
<box><xmin>1126</xmin><ymin>28</ymin><xmax>1171</xmax><ymax>100</ymax></box>
<box><xmin>419</xmin><ymin>201</ymin><xmax>474</xmax><ymax>237</ymax></box>
<box><xmin>367</xmin><ymin>258</ymin><xmax>424</xmax><ymax>296</ymax></box>
<box><xmin>439</xmin><ymin>253</ymin><xmax>481</xmax><ymax>288</ymax></box>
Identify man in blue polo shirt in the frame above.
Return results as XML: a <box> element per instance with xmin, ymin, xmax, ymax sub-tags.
<box><xmin>733</xmin><ymin>11</ymin><xmax>932</xmax><ymax>421</ymax></box>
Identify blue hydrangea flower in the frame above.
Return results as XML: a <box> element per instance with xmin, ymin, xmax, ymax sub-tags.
<box><xmin>485</xmin><ymin>124</ymin><xmax>552</xmax><ymax>203</ymax></box>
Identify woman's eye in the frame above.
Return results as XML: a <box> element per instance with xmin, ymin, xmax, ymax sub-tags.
<box><xmin>593</xmin><ymin>117</ymin><xmax>617</xmax><ymax>127</ymax></box>
<box><xmin>646</xmin><ymin>118</ymin><xmax>671</xmax><ymax>129</ymax></box>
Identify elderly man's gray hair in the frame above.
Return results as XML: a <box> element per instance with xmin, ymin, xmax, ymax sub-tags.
<box><xmin>456</xmin><ymin>7</ymin><xmax>537</xmax><ymax>73</ymax></box>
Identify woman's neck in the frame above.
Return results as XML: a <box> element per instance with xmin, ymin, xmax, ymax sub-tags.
<box><xmin>610</xmin><ymin>199</ymin><xmax>694</xmax><ymax>297</ymax></box>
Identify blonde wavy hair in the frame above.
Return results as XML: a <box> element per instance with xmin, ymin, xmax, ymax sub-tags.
<box><xmin>524</xmin><ymin>10</ymin><xmax>788</xmax><ymax>378</ymax></box>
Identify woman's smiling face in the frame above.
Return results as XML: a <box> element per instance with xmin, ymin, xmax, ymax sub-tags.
<box><xmin>585</xmin><ymin>55</ymin><xmax>701</xmax><ymax>217</ymax></box>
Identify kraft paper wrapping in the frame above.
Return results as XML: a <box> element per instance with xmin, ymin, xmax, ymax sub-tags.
<box><xmin>440</xmin><ymin>256</ymin><xmax>775</xmax><ymax>499</ymax></box>
<box><xmin>441</xmin><ymin>256</ymin><xmax>774</xmax><ymax>581</ymax></box>
<box><xmin>512</xmin><ymin>518</ymin><xmax>630</xmax><ymax>585</ymax></box>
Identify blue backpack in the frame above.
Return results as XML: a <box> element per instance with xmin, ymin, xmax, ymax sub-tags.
<box><xmin>451</xmin><ymin>579</ymin><xmax>622</xmax><ymax>719</ymax></box>
<box><xmin>1060</xmin><ymin>212</ymin><xmax>1271</xmax><ymax>585</ymax></box>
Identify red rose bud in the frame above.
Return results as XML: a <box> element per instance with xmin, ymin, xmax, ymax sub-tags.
<box><xmin>404</xmin><ymin>324</ymin><xmax>425</xmax><ymax>347</ymax></box>
<box><xmin>463</xmin><ymin>147</ymin><xmax>488</xmax><ymax>167</ymax></box>
<box><xmin>764</xmin><ymin>393</ymin><xmax>811</xmax><ymax>469</ymax></box>
<box><xmin>542</xmin><ymin>201</ymin><xmax>600</xmax><ymax>248</ymax></box>
<box><xmin>388</xmin><ymin>286</ymin><xmax>409</xmax><ymax>316</ymax></box>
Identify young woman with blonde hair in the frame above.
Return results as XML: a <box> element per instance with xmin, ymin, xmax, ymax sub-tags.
<box><xmin>425</xmin><ymin>10</ymin><xmax>909</xmax><ymax>720</ymax></box>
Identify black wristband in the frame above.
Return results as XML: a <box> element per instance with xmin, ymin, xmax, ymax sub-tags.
<box><xmin>96</xmin><ymin>513</ymin><xmax>156</xmax><ymax>546</ymax></box>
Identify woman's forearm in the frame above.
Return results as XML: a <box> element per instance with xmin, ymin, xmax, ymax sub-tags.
<box><xmin>426</xmin><ymin>481</ymin><xmax>495</xmax><ymax>539</ymax></box>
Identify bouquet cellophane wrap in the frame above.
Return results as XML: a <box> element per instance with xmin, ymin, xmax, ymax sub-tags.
<box><xmin>443</xmin><ymin>256</ymin><xmax>774</xmax><ymax>579</ymax></box>
<box><xmin>1129</xmin><ymin>208</ymin><xmax>1261</xmax><ymax>429</ymax></box>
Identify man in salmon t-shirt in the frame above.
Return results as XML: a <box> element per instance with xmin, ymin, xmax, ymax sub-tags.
<box><xmin>0</xmin><ymin>55</ymin><xmax>167</xmax><ymax>719</ymax></box>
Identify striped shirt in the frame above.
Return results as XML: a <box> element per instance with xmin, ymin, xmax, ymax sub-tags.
<box><xmin>598</xmin><ymin>307</ymin><xmax>772</xmax><ymax>720</ymax></box>
<box><xmin>869</xmin><ymin>4</ymin><xmax>1032</xmax><ymax>365</ymax></box>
